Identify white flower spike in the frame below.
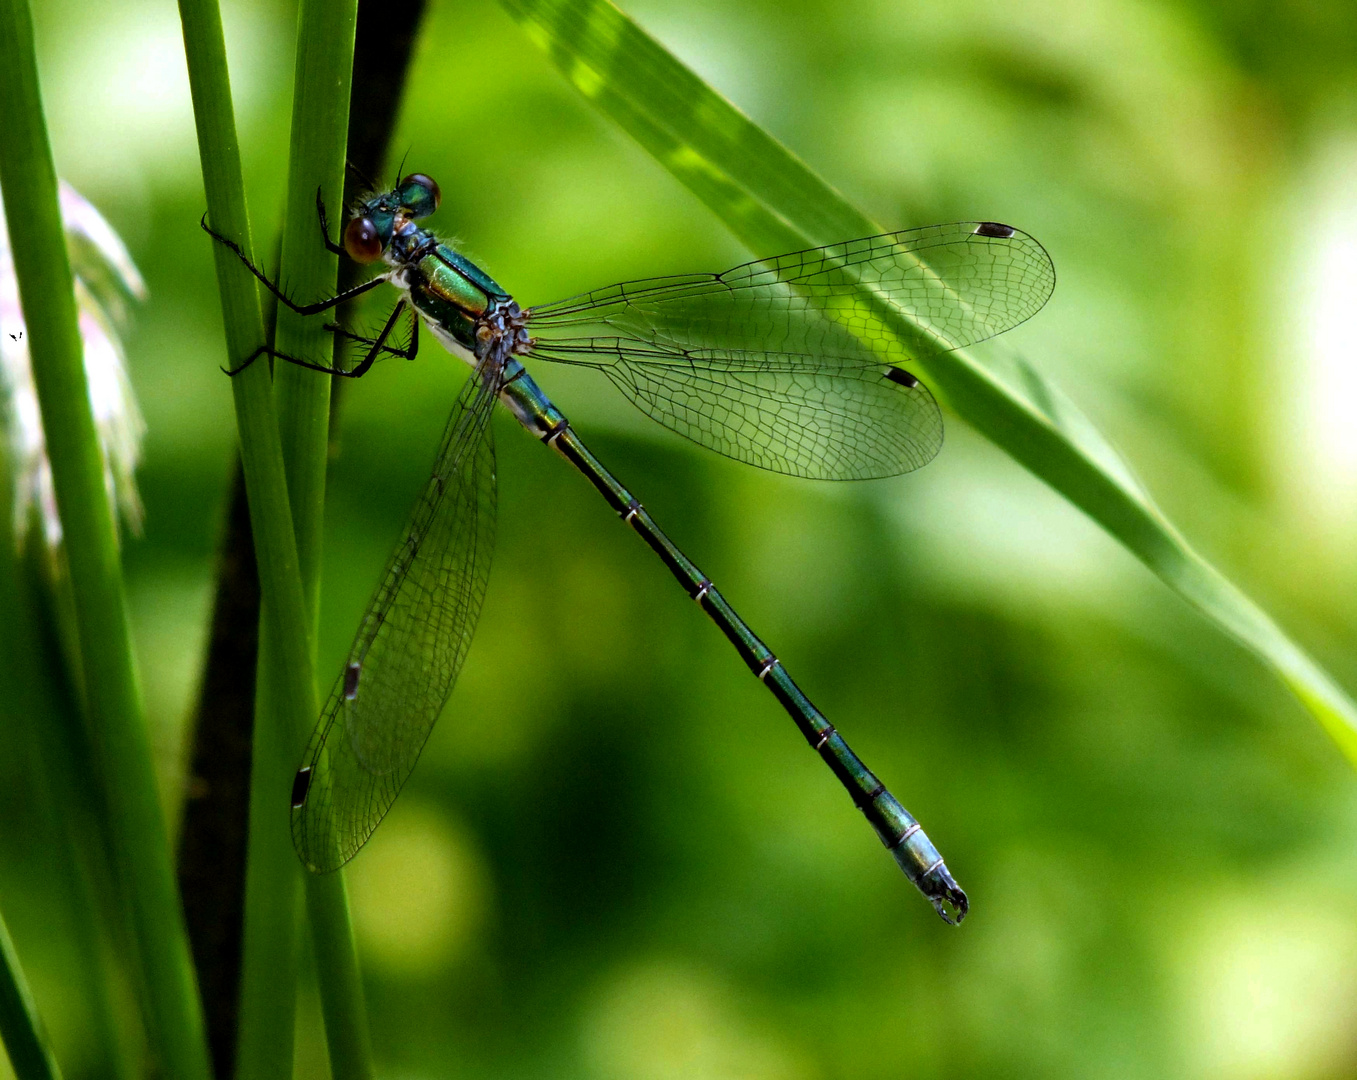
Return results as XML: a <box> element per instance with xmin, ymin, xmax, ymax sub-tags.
<box><xmin>0</xmin><ymin>182</ymin><xmax>147</xmax><ymax>556</ymax></box>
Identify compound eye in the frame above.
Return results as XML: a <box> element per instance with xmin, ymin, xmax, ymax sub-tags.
<box><xmin>344</xmin><ymin>216</ymin><xmax>382</xmax><ymax>263</ymax></box>
<box><xmin>401</xmin><ymin>173</ymin><xmax>441</xmax><ymax>215</ymax></box>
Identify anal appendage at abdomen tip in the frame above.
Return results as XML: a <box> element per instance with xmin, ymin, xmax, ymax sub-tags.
<box><xmin>888</xmin><ymin>826</ymin><xmax>969</xmax><ymax>925</ymax></box>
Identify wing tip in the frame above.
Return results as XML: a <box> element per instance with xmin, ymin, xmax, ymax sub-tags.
<box><xmin>973</xmin><ymin>221</ymin><xmax>1017</xmax><ymax>238</ymax></box>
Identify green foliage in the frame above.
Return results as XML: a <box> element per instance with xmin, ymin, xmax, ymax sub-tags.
<box><xmin>501</xmin><ymin>0</ymin><xmax>1357</xmax><ymax>764</ymax></box>
<box><xmin>0</xmin><ymin>0</ymin><xmax>211</xmax><ymax>1077</ymax></box>
<box><xmin>176</xmin><ymin>0</ymin><xmax>373</xmax><ymax>1075</ymax></box>
<box><xmin>0</xmin><ymin>912</ymin><xmax>62</xmax><ymax>1080</ymax></box>
<box><xmin>1</xmin><ymin>0</ymin><xmax>1355</xmax><ymax>1079</ymax></box>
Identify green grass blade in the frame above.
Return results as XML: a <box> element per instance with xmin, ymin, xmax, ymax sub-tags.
<box><xmin>0</xmin><ymin>2</ymin><xmax>214</xmax><ymax>1078</ymax></box>
<box><xmin>273</xmin><ymin>0</ymin><xmax>356</xmax><ymax>619</ymax></box>
<box><xmin>0</xmin><ymin>908</ymin><xmax>64</xmax><ymax>1080</ymax></box>
<box><xmin>234</xmin><ymin>647</ymin><xmax>304</xmax><ymax>1080</ymax></box>
<box><xmin>305</xmin><ymin>875</ymin><xmax>373</xmax><ymax>1076</ymax></box>
<box><xmin>175</xmin><ymin>0</ymin><xmax>326</xmax><ymax>1076</ymax></box>
<box><xmin>268</xmin><ymin>2</ymin><xmax>376</xmax><ymax>1078</ymax></box>
<box><xmin>178</xmin><ymin>0</ymin><xmax>374</xmax><ymax>1072</ymax></box>
<box><xmin>499</xmin><ymin>0</ymin><xmax>1357</xmax><ymax>765</ymax></box>
<box><xmin>0</xmin><ymin>526</ymin><xmax>133</xmax><ymax>1079</ymax></box>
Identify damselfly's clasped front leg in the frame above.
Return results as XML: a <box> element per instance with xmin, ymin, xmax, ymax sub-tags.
<box><xmin>201</xmin><ymin>204</ymin><xmax>398</xmax><ymax>378</ymax></box>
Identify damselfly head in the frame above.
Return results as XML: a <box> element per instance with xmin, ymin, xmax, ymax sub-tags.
<box><xmin>343</xmin><ymin>174</ymin><xmax>441</xmax><ymax>264</ymax></box>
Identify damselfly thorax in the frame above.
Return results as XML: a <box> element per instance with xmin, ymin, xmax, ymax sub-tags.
<box><xmin>382</xmin><ymin>215</ymin><xmax>532</xmax><ymax>367</ymax></box>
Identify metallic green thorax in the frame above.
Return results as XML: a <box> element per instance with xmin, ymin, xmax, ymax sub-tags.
<box><xmin>407</xmin><ymin>244</ymin><xmax>510</xmax><ymax>350</ymax></box>
<box><xmin>399</xmin><ymin>234</ymin><xmax>509</xmax><ymax>354</ymax></box>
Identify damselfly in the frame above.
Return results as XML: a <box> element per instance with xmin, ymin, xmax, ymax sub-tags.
<box><xmin>205</xmin><ymin>173</ymin><xmax>1055</xmax><ymax>923</ymax></box>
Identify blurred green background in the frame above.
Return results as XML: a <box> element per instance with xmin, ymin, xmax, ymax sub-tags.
<box><xmin>4</xmin><ymin>0</ymin><xmax>1357</xmax><ymax>1077</ymax></box>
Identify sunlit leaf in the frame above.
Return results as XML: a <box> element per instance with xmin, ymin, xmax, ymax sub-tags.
<box><xmin>499</xmin><ymin>0</ymin><xmax>1357</xmax><ymax>765</ymax></box>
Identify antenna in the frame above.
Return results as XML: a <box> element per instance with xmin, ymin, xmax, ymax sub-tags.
<box><xmin>344</xmin><ymin>158</ymin><xmax>378</xmax><ymax>192</ymax></box>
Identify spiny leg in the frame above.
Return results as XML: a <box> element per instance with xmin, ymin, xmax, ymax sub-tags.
<box><xmin>200</xmin><ymin>214</ymin><xmax>388</xmax><ymax>316</ymax></box>
<box><xmin>222</xmin><ymin>305</ymin><xmax>411</xmax><ymax>379</ymax></box>
<box><xmin>315</xmin><ymin>187</ymin><xmax>345</xmax><ymax>257</ymax></box>
<box><xmin>331</xmin><ymin>300</ymin><xmax>416</xmax><ymax>379</ymax></box>
<box><xmin>222</xmin><ymin>344</ymin><xmax>367</xmax><ymax>379</ymax></box>
<box><xmin>325</xmin><ymin>302</ymin><xmax>419</xmax><ymax>365</ymax></box>
<box><xmin>326</xmin><ymin>326</ymin><xmax>415</xmax><ymax>360</ymax></box>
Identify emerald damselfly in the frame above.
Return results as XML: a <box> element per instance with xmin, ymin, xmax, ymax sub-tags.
<box><xmin>205</xmin><ymin>173</ymin><xmax>1055</xmax><ymax>923</ymax></box>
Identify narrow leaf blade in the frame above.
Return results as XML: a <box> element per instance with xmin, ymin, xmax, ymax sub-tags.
<box><xmin>500</xmin><ymin>0</ymin><xmax>1357</xmax><ymax>763</ymax></box>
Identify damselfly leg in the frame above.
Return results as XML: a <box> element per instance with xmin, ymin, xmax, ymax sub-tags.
<box><xmin>203</xmin><ymin>193</ymin><xmax>416</xmax><ymax>377</ymax></box>
<box><xmin>216</xmin><ymin>302</ymin><xmax>414</xmax><ymax>379</ymax></box>
<box><xmin>200</xmin><ymin>211</ymin><xmax>388</xmax><ymax>318</ymax></box>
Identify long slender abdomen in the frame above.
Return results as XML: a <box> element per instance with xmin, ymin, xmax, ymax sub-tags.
<box><xmin>493</xmin><ymin>365</ymin><xmax>967</xmax><ymax>923</ymax></box>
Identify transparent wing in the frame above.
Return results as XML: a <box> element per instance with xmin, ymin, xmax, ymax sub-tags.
<box><xmin>525</xmin><ymin>223</ymin><xmax>1052</xmax><ymax>479</ymax></box>
<box><xmin>291</xmin><ymin>366</ymin><xmax>498</xmax><ymax>872</ymax></box>
<box><xmin>531</xmin><ymin>340</ymin><xmax>942</xmax><ymax>479</ymax></box>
